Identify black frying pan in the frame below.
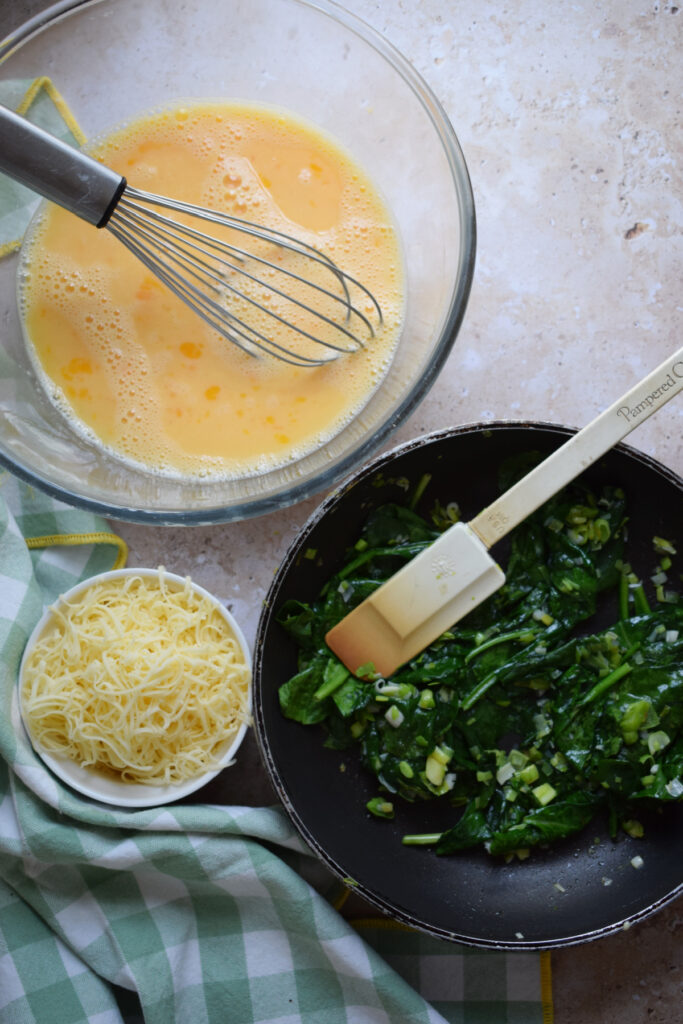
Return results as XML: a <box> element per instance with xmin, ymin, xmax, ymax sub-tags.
<box><xmin>253</xmin><ymin>423</ymin><xmax>683</xmax><ymax>949</ymax></box>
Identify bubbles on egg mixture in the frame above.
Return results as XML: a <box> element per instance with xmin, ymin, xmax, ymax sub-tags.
<box><xmin>19</xmin><ymin>100</ymin><xmax>405</xmax><ymax>481</ymax></box>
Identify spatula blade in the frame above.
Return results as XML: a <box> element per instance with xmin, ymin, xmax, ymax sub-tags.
<box><xmin>325</xmin><ymin>522</ymin><xmax>505</xmax><ymax>678</ymax></box>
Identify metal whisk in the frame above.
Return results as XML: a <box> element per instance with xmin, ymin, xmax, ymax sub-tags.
<box><xmin>0</xmin><ymin>105</ymin><xmax>382</xmax><ymax>367</ymax></box>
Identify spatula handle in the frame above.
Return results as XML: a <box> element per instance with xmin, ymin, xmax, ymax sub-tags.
<box><xmin>470</xmin><ymin>346</ymin><xmax>683</xmax><ymax>550</ymax></box>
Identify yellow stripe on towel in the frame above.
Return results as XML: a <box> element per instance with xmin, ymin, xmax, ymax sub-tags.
<box><xmin>540</xmin><ymin>950</ymin><xmax>554</xmax><ymax>1023</ymax></box>
<box><xmin>14</xmin><ymin>76</ymin><xmax>87</xmax><ymax>145</ymax></box>
<box><xmin>25</xmin><ymin>531</ymin><xmax>128</xmax><ymax>570</ymax></box>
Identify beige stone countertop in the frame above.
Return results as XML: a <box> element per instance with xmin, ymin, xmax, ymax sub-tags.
<box><xmin>2</xmin><ymin>1</ymin><xmax>682</xmax><ymax>1021</ymax></box>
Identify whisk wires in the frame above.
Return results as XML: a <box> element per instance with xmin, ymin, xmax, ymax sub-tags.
<box><xmin>106</xmin><ymin>186</ymin><xmax>383</xmax><ymax>367</ymax></box>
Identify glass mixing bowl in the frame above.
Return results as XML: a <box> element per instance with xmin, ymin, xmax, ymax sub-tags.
<box><xmin>0</xmin><ymin>0</ymin><xmax>475</xmax><ymax>524</ymax></box>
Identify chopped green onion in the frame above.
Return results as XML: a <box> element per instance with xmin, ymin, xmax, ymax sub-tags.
<box><xmin>409</xmin><ymin>472</ymin><xmax>431</xmax><ymax>511</ymax></box>
<box><xmin>532</xmin><ymin>783</ymin><xmax>557</xmax><ymax>806</ymax></box>
<box><xmin>425</xmin><ymin>755</ymin><xmax>446</xmax><ymax>786</ymax></box>
<box><xmin>430</xmin><ymin>744</ymin><xmax>454</xmax><ymax>766</ymax></box>
<box><xmin>532</xmin><ymin>609</ymin><xmax>555</xmax><ymax>626</ymax></box>
<box><xmin>496</xmin><ymin>762</ymin><xmax>515</xmax><ymax>785</ymax></box>
<box><xmin>593</xmin><ymin>518</ymin><xmax>611</xmax><ymax>543</ymax></box>
<box><xmin>533</xmin><ymin>712</ymin><xmax>552</xmax><ymax>738</ymax></box>
<box><xmin>354</xmin><ymin>661</ymin><xmax>379</xmax><ymax>680</ymax></box>
<box><xmin>375</xmin><ymin>680</ymin><xmax>413</xmax><ymax>699</ymax></box>
<box><xmin>402</xmin><ymin>833</ymin><xmax>442</xmax><ymax>846</ymax></box>
<box><xmin>385</xmin><ymin>704</ymin><xmax>404</xmax><ymax>728</ymax></box>
<box><xmin>647</xmin><ymin>730</ymin><xmax>670</xmax><ymax>755</ymax></box>
<box><xmin>418</xmin><ymin>688</ymin><xmax>435</xmax><ymax>709</ymax></box>
<box><xmin>545</xmin><ymin>516</ymin><xmax>564</xmax><ymax>533</ymax></box>
<box><xmin>519</xmin><ymin>763</ymin><xmax>540</xmax><ymax>785</ymax></box>
<box><xmin>366</xmin><ymin>797</ymin><xmax>394</xmax><ymax>819</ymax></box>
<box><xmin>509</xmin><ymin>749</ymin><xmax>528</xmax><ymax>769</ymax></box>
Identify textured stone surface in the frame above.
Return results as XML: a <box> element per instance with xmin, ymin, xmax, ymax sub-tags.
<box><xmin>2</xmin><ymin>1</ymin><xmax>682</xmax><ymax>1019</ymax></box>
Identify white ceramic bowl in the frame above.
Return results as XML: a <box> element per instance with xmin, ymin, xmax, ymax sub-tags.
<box><xmin>18</xmin><ymin>568</ymin><xmax>252</xmax><ymax>807</ymax></box>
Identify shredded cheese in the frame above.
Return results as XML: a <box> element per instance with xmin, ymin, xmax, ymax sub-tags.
<box><xmin>21</xmin><ymin>570</ymin><xmax>251</xmax><ymax>786</ymax></box>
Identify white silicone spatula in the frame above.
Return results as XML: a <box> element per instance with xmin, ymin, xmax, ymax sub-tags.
<box><xmin>326</xmin><ymin>346</ymin><xmax>683</xmax><ymax>678</ymax></box>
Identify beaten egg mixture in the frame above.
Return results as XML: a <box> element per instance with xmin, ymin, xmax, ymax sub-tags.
<box><xmin>19</xmin><ymin>101</ymin><xmax>403</xmax><ymax>479</ymax></box>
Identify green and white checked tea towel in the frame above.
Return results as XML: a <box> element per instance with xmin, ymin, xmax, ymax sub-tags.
<box><xmin>0</xmin><ymin>474</ymin><xmax>553</xmax><ymax>1023</ymax></box>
